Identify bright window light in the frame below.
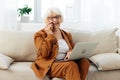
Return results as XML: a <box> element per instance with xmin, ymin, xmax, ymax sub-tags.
<box><xmin>41</xmin><ymin>0</ymin><xmax>75</xmax><ymax>19</ymax></box>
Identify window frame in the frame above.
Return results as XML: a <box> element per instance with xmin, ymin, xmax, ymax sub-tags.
<box><xmin>21</xmin><ymin>0</ymin><xmax>81</xmax><ymax>23</ymax></box>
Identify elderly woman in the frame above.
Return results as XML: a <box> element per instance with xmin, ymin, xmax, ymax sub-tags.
<box><xmin>31</xmin><ymin>8</ymin><xmax>90</xmax><ymax>80</ymax></box>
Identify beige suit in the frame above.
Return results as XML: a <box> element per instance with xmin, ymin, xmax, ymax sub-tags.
<box><xmin>31</xmin><ymin>29</ymin><xmax>90</xmax><ymax>80</ymax></box>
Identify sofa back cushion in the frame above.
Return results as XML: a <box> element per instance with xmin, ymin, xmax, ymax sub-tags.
<box><xmin>65</xmin><ymin>28</ymin><xmax>118</xmax><ymax>55</ymax></box>
<box><xmin>0</xmin><ymin>28</ymin><xmax>118</xmax><ymax>61</ymax></box>
<box><xmin>0</xmin><ymin>31</ymin><xmax>36</xmax><ymax>61</ymax></box>
<box><xmin>89</xmin><ymin>28</ymin><xmax>118</xmax><ymax>55</ymax></box>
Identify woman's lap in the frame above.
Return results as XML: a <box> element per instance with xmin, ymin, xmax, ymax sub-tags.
<box><xmin>48</xmin><ymin>61</ymin><xmax>78</xmax><ymax>78</ymax></box>
<box><xmin>48</xmin><ymin>58</ymin><xmax>90</xmax><ymax>80</ymax></box>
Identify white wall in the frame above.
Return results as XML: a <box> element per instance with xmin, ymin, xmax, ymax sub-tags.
<box><xmin>80</xmin><ymin>0</ymin><xmax>120</xmax><ymax>31</ymax></box>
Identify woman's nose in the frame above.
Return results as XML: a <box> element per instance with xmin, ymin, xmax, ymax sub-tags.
<box><xmin>52</xmin><ymin>18</ymin><xmax>57</xmax><ymax>21</ymax></box>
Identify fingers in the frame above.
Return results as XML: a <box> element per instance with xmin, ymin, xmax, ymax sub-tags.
<box><xmin>64</xmin><ymin>53</ymin><xmax>70</xmax><ymax>60</ymax></box>
<box><xmin>47</xmin><ymin>22</ymin><xmax>54</xmax><ymax>28</ymax></box>
<box><xmin>65</xmin><ymin>56</ymin><xmax>68</xmax><ymax>60</ymax></box>
<box><xmin>64</xmin><ymin>51</ymin><xmax>72</xmax><ymax>60</ymax></box>
<box><xmin>64</xmin><ymin>56</ymin><xmax>68</xmax><ymax>61</ymax></box>
<box><xmin>46</xmin><ymin>23</ymin><xmax>54</xmax><ymax>32</ymax></box>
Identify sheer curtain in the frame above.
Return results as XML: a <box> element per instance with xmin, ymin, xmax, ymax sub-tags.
<box><xmin>79</xmin><ymin>0</ymin><xmax>120</xmax><ymax>31</ymax></box>
<box><xmin>0</xmin><ymin>0</ymin><xmax>17</xmax><ymax>30</ymax></box>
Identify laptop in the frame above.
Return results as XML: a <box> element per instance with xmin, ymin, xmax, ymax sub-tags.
<box><xmin>66</xmin><ymin>42</ymin><xmax>97</xmax><ymax>61</ymax></box>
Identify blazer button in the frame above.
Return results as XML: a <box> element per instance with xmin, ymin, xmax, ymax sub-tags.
<box><xmin>48</xmin><ymin>66</ymin><xmax>50</xmax><ymax>68</ymax></box>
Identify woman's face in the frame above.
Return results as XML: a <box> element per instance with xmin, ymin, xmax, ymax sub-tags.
<box><xmin>46</xmin><ymin>12</ymin><xmax>62</xmax><ymax>28</ymax></box>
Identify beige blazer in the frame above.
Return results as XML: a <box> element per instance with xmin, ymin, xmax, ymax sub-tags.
<box><xmin>31</xmin><ymin>29</ymin><xmax>74</xmax><ymax>79</ymax></box>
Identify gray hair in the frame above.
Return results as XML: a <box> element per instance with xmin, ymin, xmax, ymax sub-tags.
<box><xmin>44</xmin><ymin>8</ymin><xmax>63</xmax><ymax>23</ymax></box>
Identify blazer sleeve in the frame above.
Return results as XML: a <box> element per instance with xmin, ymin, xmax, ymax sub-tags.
<box><xmin>67</xmin><ymin>32</ymin><xmax>75</xmax><ymax>48</ymax></box>
<box><xmin>34</xmin><ymin>31</ymin><xmax>57</xmax><ymax>58</ymax></box>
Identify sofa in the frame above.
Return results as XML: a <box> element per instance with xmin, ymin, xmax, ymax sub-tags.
<box><xmin>0</xmin><ymin>27</ymin><xmax>120</xmax><ymax>80</ymax></box>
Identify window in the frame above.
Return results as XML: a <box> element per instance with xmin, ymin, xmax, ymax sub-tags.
<box><xmin>41</xmin><ymin>0</ymin><xmax>74</xmax><ymax>19</ymax></box>
<box><xmin>17</xmin><ymin>0</ymin><xmax>80</xmax><ymax>23</ymax></box>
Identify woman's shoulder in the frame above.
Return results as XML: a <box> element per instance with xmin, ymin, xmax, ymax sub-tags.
<box><xmin>35</xmin><ymin>28</ymin><xmax>46</xmax><ymax>33</ymax></box>
<box><xmin>34</xmin><ymin>29</ymin><xmax>46</xmax><ymax>36</ymax></box>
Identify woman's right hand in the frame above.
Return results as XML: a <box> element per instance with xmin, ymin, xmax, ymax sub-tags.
<box><xmin>45</xmin><ymin>23</ymin><xmax>54</xmax><ymax>34</ymax></box>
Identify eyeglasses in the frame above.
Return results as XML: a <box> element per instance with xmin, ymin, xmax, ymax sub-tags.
<box><xmin>47</xmin><ymin>15</ymin><xmax>61</xmax><ymax>20</ymax></box>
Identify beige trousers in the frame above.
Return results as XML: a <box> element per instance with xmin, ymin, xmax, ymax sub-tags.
<box><xmin>48</xmin><ymin>58</ymin><xmax>90</xmax><ymax>80</ymax></box>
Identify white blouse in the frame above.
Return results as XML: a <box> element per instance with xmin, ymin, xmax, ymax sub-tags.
<box><xmin>56</xmin><ymin>39</ymin><xmax>69</xmax><ymax>60</ymax></box>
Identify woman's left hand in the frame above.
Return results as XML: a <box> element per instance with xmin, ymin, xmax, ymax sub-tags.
<box><xmin>64</xmin><ymin>51</ymin><xmax>72</xmax><ymax>60</ymax></box>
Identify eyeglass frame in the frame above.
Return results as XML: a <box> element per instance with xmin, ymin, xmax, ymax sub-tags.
<box><xmin>47</xmin><ymin>15</ymin><xmax>61</xmax><ymax>20</ymax></box>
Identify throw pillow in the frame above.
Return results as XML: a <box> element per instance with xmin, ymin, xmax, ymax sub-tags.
<box><xmin>89</xmin><ymin>53</ymin><xmax>120</xmax><ymax>70</ymax></box>
<box><xmin>90</xmin><ymin>28</ymin><xmax>118</xmax><ymax>55</ymax></box>
<box><xmin>0</xmin><ymin>53</ymin><xmax>14</xmax><ymax>69</ymax></box>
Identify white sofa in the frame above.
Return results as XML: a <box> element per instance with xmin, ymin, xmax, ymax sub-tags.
<box><xmin>0</xmin><ymin>28</ymin><xmax>120</xmax><ymax>80</ymax></box>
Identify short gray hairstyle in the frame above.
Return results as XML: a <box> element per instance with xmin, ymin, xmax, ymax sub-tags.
<box><xmin>44</xmin><ymin>7</ymin><xmax>63</xmax><ymax>23</ymax></box>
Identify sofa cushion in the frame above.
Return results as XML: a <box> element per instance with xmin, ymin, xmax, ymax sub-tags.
<box><xmin>65</xmin><ymin>28</ymin><xmax>118</xmax><ymax>55</ymax></box>
<box><xmin>90</xmin><ymin>28</ymin><xmax>118</xmax><ymax>55</ymax></box>
<box><xmin>0</xmin><ymin>31</ymin><xmax>36</xmax><ymax>61</ymax></box>
<box><xmin>86</xmin><ymin>63</ymin><xmax>120</xmax><ymax>80</ymax></box>
<box><xmin>0</xmin><ymin>53</ymin><xmax>14</xmax><ymax>69</ymax></box>
<box><xmin>89</xmin><ymin>53</ymin><xmax>120</xmax><ymax>70</ymax></box>
<box><xmin>64</xmin><ymin>29</ymin><xmax>92</xmax><ymax>43</ymax></box>
<box><xmin>9</xmin><ymin>62</ymin><xmax>50</xmax><ymax>80</ymax></box>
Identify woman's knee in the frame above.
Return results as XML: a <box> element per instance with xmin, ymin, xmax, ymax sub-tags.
<box><xmin>79</xmin><ymin>58</ymin><xmax>90</xmax><ymax>66</ymax></box>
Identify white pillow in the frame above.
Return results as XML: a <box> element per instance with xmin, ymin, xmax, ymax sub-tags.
<box><xmin>0</xmin><ymin>53</ymin><xmax>14</xmax><ymax>69</ymax></box>
<box><xmin>90</xmin><ymin>28</ymin><xmax>118</xmax><ymax>55</ymax></box>
<box><xmin>89</xmin><ymin>53</ymin><xmax>120</xmax><ymax>70</ymax></box>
